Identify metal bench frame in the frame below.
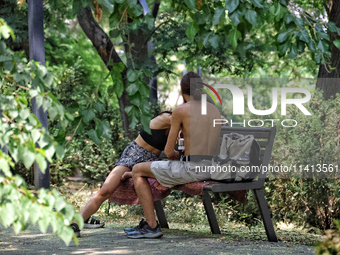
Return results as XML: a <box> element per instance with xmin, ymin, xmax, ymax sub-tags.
<box><xmin>154</xmin><ymin>126</ymin><xmax>278</xmax><ymax>242</ymax></box>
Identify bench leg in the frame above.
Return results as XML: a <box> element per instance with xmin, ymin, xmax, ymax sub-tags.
<box><xmin>107</xmin><ymin>202</ymin><xmax>111</xmax><ymax>216</ymax></box>
<box><xmin>202</xmin><ymin>190</ymin><xmax>221</xmax><ymax>234</ymax></box>
<box><xmin>154</xmin><ymin>200</ymin><xmax>169</xmax><ymax>229</ymax></box>
<box><xmin>253</xmin><ymin>189</ymin><xmax>278</xmax><ymax>242</ymax></box>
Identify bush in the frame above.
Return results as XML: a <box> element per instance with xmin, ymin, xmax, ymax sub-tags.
<box><xmin>315</xmin><ymin>220</ymin><xmax>340</xmax><ymax>255</ymax></box>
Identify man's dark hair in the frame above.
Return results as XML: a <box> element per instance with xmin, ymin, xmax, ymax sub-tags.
<box><xmin>180</xmin><ymin>71</ymin><xmax>204</xmax><ymax>100</ymax></box>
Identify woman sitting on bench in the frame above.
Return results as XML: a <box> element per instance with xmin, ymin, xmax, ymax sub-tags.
<box><xmin>71</xmin><ymin>111</ymin><xmax>172</xmax><ymax>237</ymax></box>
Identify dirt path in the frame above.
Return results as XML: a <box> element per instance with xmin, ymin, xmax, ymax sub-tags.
<box><xmin>0</xmin><ymin>224</ymin><xmax>315</xmax><ymax>255</ymax></box>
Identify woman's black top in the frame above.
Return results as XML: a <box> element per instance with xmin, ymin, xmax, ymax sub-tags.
<box><xmin>139</xmin><ymin>128</ymin><xmax>169</xmax><ymax>151</ymax></box>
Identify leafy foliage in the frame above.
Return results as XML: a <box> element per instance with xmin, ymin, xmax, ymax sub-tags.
<box><xmin>0</xmin><ymin>19</ymin><xmax>82</xmax><ymax>245</ymax></box>
<box><xmin>315</xmin><ymin>220</ymin><xmax>340</xmax><ymax>255</ymax></box>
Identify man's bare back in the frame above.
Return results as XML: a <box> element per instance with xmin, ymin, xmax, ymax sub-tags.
<box><xmin>164</xmin><ymin>100</ymin><xmax>221</xmax><ymax>157</ymax></box>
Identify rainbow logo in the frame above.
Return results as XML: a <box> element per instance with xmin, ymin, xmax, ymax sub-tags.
<box><xmin>197</xmin><ymin>82</ymin><xmax>222</xmax><ymax>106</ymax></box>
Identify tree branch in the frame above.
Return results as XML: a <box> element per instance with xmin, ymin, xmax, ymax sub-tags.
<box><xmin>152</xmin><ymin>0</ymin><xmax>161</xmax><ymax>18</ymax></box>
<box><xmin>77</xmin><ymin>6</ymin><xmax>131</xmax><ymax>134</ymax></box>
<box><xmin>77</xmin><ymin>7</ymin><xmax>125</xmax><ymax>71</ymax></box>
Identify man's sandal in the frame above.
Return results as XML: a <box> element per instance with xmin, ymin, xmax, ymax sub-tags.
<box><xmin>84</xmin><ymin>216</ymin><xmax>105</xmax><ymax>229</ymax></box>
<box><xmin>71</xmin><ymin>223</ymin><xmax>81</xmax><ymax>237</ymax></box>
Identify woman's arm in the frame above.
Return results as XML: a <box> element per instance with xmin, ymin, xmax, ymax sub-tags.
<box><xmin>164</xmin><ymin>108</ymin><xmax>182</xmax><ymax>159</ymax></box>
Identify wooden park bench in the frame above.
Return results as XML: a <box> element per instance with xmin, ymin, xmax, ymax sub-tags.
<box><xmin>108</xmin><ymin>126</ymin><xmax>277</xmax><ymax>242</ymax></box>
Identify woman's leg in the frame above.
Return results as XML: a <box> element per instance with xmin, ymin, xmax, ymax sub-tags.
<box><xmin>80</xmin><ymin>165</ymin><xmax>130</xmax><ymax>221</ymax></box>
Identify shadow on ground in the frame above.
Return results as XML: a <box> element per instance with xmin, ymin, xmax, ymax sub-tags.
<box><xmin>0</xmin><ymin>224</ymin><xmax>315</xmax><ymax>255</ymax></box>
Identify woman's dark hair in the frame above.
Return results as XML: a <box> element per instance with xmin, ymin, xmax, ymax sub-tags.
<box><xmin>158</xmin><ymin>111</ymin><xmax>172</xmax><ymax>115</ymax></box>
<box><xmin>153</xmin><ymin>110</ymin><xmax>172</xmax><ymax>118</ymax></box>
<box><xmin>180</xmin><ymin>71</ymin><xmax>204</xmax><ymax>100</ymax></box>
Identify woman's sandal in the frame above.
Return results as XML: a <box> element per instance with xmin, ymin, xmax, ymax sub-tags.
<box><xmin>71</xmin><ymin>223</ymin><xmax>81</xmax><ymax>237</ymax></box>
<box><xmin>84</xmin><ymin>216</ymin><xmax>105</xmax><ymax>229</ymax></box>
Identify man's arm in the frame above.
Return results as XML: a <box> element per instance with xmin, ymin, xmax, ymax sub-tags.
<box><xmin>164</xmin><ymin>108</ymin><xmax>182</xmax><ymax>159</ymax></box>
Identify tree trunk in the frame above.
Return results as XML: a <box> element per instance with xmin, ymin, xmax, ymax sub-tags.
<box><xmin>77</xmin><ymin>7</ymin><xmax>131</xmax><ymax>133</ymax></box>
<box><xmin>316</xmin><ymin>0</ymin><xmax>340</xmax><ymax>100</ymax></box>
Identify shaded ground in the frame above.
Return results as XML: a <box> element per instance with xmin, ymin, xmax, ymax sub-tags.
<box><xmin>0</xmin><ymin>224</ymin><xmax>315</xmax><ymax>255</ymax></box>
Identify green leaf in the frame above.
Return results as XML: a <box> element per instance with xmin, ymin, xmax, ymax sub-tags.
<box><xmin>97</xmin><ymin>119</ymin><xmax>112</xmax><ymax>140</ymax></box>
<box><xmin>93</xmin><ymin>102</ymin><xmax>105</xmax><ymax>114</ymax></box>
<box><xmin>59</xmin><ymin>226</ymin><xmax>74</xmax><ymax>246</ymax></box>
<box><xmin>13</xmin><ymin>221</ymin><xmax>24</xmax><ymax>235</ymax></box>
<box><xmin>4</xmin><ymin>61</ymin><xmax>13</xmax><ymax>72</ymax></box>
<box><xmin>38</xmin><ymin>134</ymin><xmax>50</xmax><ymax>149</ymax></box>
<box><xmin>288</xmin><ymin>44</ymin><xmax>298</xmax><ymax>59</ymax></box>
<box><xmin>82</xmin><ymin>109</ymin><xmax>95</xmax><ymax>124</ymax></box>
<box><xmin>129</xmin><ymin>115</ymin><xmax>139</xmax><ymax>128</ymax></box>
<box><xmin>327</xmin><ymin>22</ymin><xmax>337</xmax><ymax>33</ymax></box>
<box><xmin>55</xmin><ymin>145</ymin><xmax>65</xmax><ymax>159</ymax></box>
<box><xmin>114</xmin><ymin>62</ymin><xmax>125</xmax><ymax>73</ymax></box>
<box><xmin>278</xmin><ymin>41</ymin><xmax>290</xmax><ymax>56</ymax></box>
<box><xmin>314</xmin><ymin>52</ymin><xmax>322</xmax><ymax>64</ymax></box>
<box><xmin>229</xmin><ymin>28</ymin><xmax>241</xmax><ymax>49</ymax></box>
<box><xmin>245</xmin><ymin>10</ymin><xmax>257</xmax><ymax>26</ymax></box>
<box><xmin>127</xmin><ymin>70</ymin><xmax>138</xmax><ymax>82</ymax></box>
<box><xmin>184</xmin><ymin>0</ymin><xmax>196</xmax><ymax>10</ymax></box>
<box><xmin>143</xmin><ymin>68</ymin><xmax>153</xmax><ymax>77</ymax></box>
<box><xmin>18</xmin><ymin>146</ymin><xmax>35</xmax><ymax>169</ymax></box>
<box><xmin>72</xmin><ymin>0</ymin><xmax>82</xmax><ymax>16</ymax></box>
<box><xmin>209</xmin><ymin>34</ymin><xmax>220</xmax><ymax>49</ymax></box>
<box><xmin>130</xmin><ymin>93</ymin><xmax>142</xmax><ymax>107</ymax></box>
<box><xmin>141</xmin><ymin>113</ymin><xmax>151</xmax><ymax>134</ymax></box>
<box><xmin>126</xmin><ymin>83</ymin><xmax>139</xmax><ymax>95</ymax></box>
<box><xmin>125</xmin><ymin>105</ymin><xmax>134</xmax><ymax>114</ymax></box>
<box><xmin>38</xmin><ymin>216</ymin><xmax>49</xmax><ymax>234</ymax></box>
<box><xmin>55</xmin><ymin>196</ymin><xmax>67</xmax><ymax>212</ymax></box>
<box><xmin>299</xmin><ymin>29</ymin><xmax>310</xmax><ymax>43</ymax></box>
<box><xmin>138</xmin><ymin>81</ymin><xmax>149</xmax><ymax>97</ymax></box>
<box><xmin>317</xmin><ymin>40</ymin><xmax>325</xmax><ymax>53</ymax></box>
<box><xmin>213</xmin><ymin>8</ymin><xmax>225</xmax><ymax>25</ymax></box>
<box><xmin>284</xmin><ymin>13</ymin><xmax>294</xmax><ymax>24</ymax></box>
<box><xmin>35</xmin><ymin>153</ymin><xmax>47</xmax><ymax>172</ymax></box>
<box><xmin>274</xmin><ymin>3</ymin><xmax>286</xmax><ymax>22</ymax></box>
<box><xmin>186</xmin><ymin>22</ymin><xmax>199</xmax><ymax>41</ymax></box>
<box><xmin>28</xmin><ymin>114</ymin><xmax>39</xmax><ymax>126</ymax></box>
<box><xmin>307</xmin><ymin>40</ymin><xmax>316</xmax><ymax>51</ymax></box>
<box><xmin>0</xmin><ymin>158</ymin><xmax>11</xmax><ymax>176</ymax></box>
<box><xmin>99</xmin><ymin>0</ymin><xmax>114</xmax><ymax>12</ymax></box>
<box><xmin>225</xmin><ymin>0</ymin><xmax>239</xmax><ymax>13</ymax></box>
<box><xmin>334</xmin><ymin>40</ymin><xmax>340</xmax><ymax>49</ymax></box>
<box><xmin>45</xmin><ymin>145</ymin><xmax>55</xmax><ymax>162</ymax></box>
<box><xmin>88</xmin><ymin>129</ymin><xmax>102</xmax><ymax>145</ymax></box>
<box><xmin>229</xmin><ymin>9</ymin><xmax>241</xmax><ymax>26</ymax></box>
<box><xmin>48</xmin><ymin>106</ymin><xmax>58</xmax><ymax>121</ymax></box>
<box><xmin>277</xmin><ymin>31</ymin><xmax>289</xmax><ymax>43</ymax></box>
<box><xmin>279</xmin><ymin>0</ymin><xmax>288</xmax><ymax>6</ymax></box>
<box><xmin>250</xmin><ymin>0</ymin><xmax>263</xmax><ymax>8</ymax></box>
<box><xmin>297</xmin><ymin>40</ymin><xmax>305</xmax><ymax>54</ymax></box>
<box><xmin>0</xmin><ymin>55</ymin><xmax>12</xmax><ymax>62</ymax></box>
<box><xmin>202</xmin><ymin>33</ymin><xmax>211</xmax><ymax>47</ymax></box>
<box><xmin>109</xmin><ymin>29</ymin><xmax>120</xmax><ymax>38</ymax></box>
<box><xmin>107</xmin><ymin>85</ymin><xmax>114</xmax><ymax>95</ymax></box>
<box><xmin>19</xmin><ymin>108</ymin><xmax>30</xmax><ymax>120</ymax></box>
<box><xmin>43</xmin><ymin>73</ymin><xmax>53</xmax><ymax>88</ymax></box>
<box><xmin>145</xmin><ymin>14</ymin><xmax>154</xmax><ymax>30</ymax></box>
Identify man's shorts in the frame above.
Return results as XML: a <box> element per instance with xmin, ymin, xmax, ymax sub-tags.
<box><xmin>150</xmin><ymin>159</ymin><xmax>211</xmax><ymax>188</ymax></box>
<box><xmin>114</xmin><ymin>141</ymin><xmax>160</xmax><ymax>169</ymax></box>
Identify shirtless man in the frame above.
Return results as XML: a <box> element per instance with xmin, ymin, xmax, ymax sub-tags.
<box><xmin>125</xmin><ymin>72</ymin><xmax>221</xmax><ymax>238</ymax></box>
